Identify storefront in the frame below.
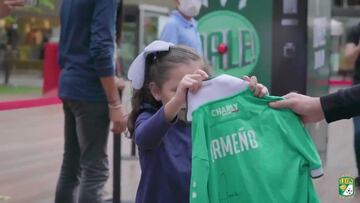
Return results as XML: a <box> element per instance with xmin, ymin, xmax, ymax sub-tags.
<box><xmin>1</xmin><ymin>0</ymin><xmax>173</xmax><ymax>74</ymax></box>
<box><xmin>2</xmin><ymin>1</ymin><xmax>60</xmax><ymax>70</ymax></box>
<box><xmin>196</xmin><ymin>0</ymin><xmax>332</xmax><ymax>163</ymax></box>
<box><xmin>117</xmin><ymin>4</ymin><xmax>170</xmax><ymax>78</ymax></box>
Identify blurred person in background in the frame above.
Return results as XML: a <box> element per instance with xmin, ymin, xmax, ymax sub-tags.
<box><xmin>160</xmin><ymin>0</ymin><xmax>203</xmax><ymax>54</ymax></box>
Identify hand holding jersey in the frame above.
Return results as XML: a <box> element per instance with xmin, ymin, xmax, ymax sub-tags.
<box><xmin>269</xmin><ymin>92</ymin><xmax>325</xmax><ymax>123</ymax></box>
<box><xmin>242</xmin><ymin>75</ymin><xmax>268</xmax><ymax>98</ymax></box>
<box><xmin>164</xmin><ymin>69</ymin><xmax>209</xmax><ymax>122</ymax></box>
<box><xmin>187</xmin><ymin>75</ymin><xmax>323</xmax><ymax>203</ymax></box>
<box><xmin>127</xmin><ymin>41</ymin><xmax>280</xmax><ymax>203</ymax></box>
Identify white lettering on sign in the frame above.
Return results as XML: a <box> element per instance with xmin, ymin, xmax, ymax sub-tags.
<box><xmin>314</xmin><ymin>49</ymin><xmax>325</xmax><ymax>70</ymax></box>
<box><xmin>217</xmin><ymin>0</ymin><xmax>247</xmax><ymax>10</ymax></box>
<box><xmin>313</xmin><ymin>17</ymin><xmax>328</xmax><ymax>48</ymax></box>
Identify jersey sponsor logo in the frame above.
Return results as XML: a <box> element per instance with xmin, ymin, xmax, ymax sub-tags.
<box><xmin>211</xmin><ymin>103</ymin><xmax>239</xmax><ymax>117</ymax></box>
<box><xmin>338</xmin><ymin>176</ymin><xmax>355</xmax><ymax>198</ymax></box>
<box><xmin>210</xmin><ymin>127</ymin><xmax>258</xmax><ymax>162</ymax></box>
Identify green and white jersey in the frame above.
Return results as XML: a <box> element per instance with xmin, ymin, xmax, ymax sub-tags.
<box><xmin>187</xmin><ymin>75</ymin><xmax>323</xmax><ymax>203</ymax></box>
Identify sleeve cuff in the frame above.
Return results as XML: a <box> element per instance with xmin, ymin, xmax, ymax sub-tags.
<box><xmin>93</xmin><ymin>56</ymin><xmax>115</xmax><ymax>77</ymax></box>
<box><xmin>169</xmin><ymin>115</ymin><xmax>178</xmax><ymax>124</ymax></box>
<box><xmin>311</xmin><ymin>167</ymin><xmax>324</xmax><ymax>179</ymax></box>
<box><xmin>95</xmin><ymin>65</ymin><xmax>115</xmax><ymax>77</ymax></box>
<box><xmin>320</xmin><ymin>93</ymin><xmax>340</xmax><ymax>123</ymax></box>
<box><xmin>158</xmin><ymin>106</ymin><xmax>178</xmax><ymax>126</ymax></box>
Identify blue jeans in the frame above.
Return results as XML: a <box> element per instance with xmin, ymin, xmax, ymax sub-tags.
<box><xmin>55</xmin><ymin>100</ymin><xmax>110</xmax><ymax>203</ymax></box>
<box><xmin>354</xmin><ymin>116</ymin><xmax>360</xmax><ymax>176</ymax></box>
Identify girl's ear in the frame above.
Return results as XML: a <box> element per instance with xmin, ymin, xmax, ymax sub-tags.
<box><xmin>149</xmin><ymin>82</ymin><xmax>162</xmax><ymax>101</ymax></box>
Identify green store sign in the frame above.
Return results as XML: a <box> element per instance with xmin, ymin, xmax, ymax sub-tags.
<box><xmin>197</xmin><ymin>0</ymin><xmax>272</xmax><ymax>85</ymax></box>
<box><xmin>199</xmin><ymin>10</ymin><xmax>260</xmax><ymax>77</ymax></box>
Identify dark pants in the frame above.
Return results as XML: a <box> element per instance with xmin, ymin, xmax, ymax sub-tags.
<box><xmin>354</xmin><ymin>116</ymin><xmax>360</xmax><ymax>176</ymax></box>
<box><xmin>55</xmin><ymin>100</ymin><xmax>110</xmax><ymax>203</ymax></box>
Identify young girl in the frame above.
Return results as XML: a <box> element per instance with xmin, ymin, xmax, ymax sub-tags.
<box><xmin>127</xmin><ymin>41</ymin><xmax>267</xmax><ymax>203</ymax></box>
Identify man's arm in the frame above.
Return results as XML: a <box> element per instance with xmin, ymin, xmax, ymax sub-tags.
<box><xmin>91</xmin><ymin>0</ymin><xmax>126</xmax><ymax>133</ymax></box>
<box><xmin>269</xmin><ymin>85</ymin><xmax>360</xmax><ymax>124</ymax></box>
<box><xmin>269</xmin><ymin>93</ymin><xmax>324</xmax><ymax>123</ymax></box>
<box><xmin>320</xmin><ymin>85</ymin><xmax>360</xmax><ymax>123</ymax></box>
<box><xmin>100</xmin><ymin>76</ymin><xmax>127</xmax><ymax>134</ymax></box>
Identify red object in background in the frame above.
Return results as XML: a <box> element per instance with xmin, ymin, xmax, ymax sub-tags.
<box><xmin>328</xmin><ymin>79</ymin><xmax>352</xmax><ymax>86</ymax></box>
<box><xmin>217</xmin><ymin>43</ymin><xmax>228</xmax><ymax>55</ymax></box>
<box><xmin>0</xmin><ymin>97</ymin><xmax>61</xmax><ymax>111</ymax></box>
<box><xmin>42</xmin><ymin>43</ymin><xmax>61</xmax><ymax>94</ymax></box>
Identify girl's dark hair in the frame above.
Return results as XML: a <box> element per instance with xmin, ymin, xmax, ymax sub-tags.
<box><xmin>127</xmin><ymin>45</ymin><xmax>211</xmax><ymax>137</ymax></box>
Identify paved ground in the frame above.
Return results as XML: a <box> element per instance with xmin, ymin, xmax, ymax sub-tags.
<box><xmin>0</xmin><ymin>105</ymin><xmax>140</xmax><ymax>203</ymax></box>
<box><xmin>0</xmin><ymin>71</ymin><xmax>359</xmax><ymax>202</ymax></box>
<box><xmin>0</xmin><ymin>70</ymin><xmax>42</xmax><ymax>101</ymax></box>
<box><xmin>0</xmin><ymin>70</ymin><xmax>43</xmax><ymax>88</ymax></box>
<box><xmin>314</xmin><ymin>119</ymin><xmax>360</xmax><ymax>203</ymax></box>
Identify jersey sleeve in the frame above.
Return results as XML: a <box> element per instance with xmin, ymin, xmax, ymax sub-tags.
<box><xmin>190</xmin><ymin>112</ymin><xmax>210</xmax><ymax>203</ymax></box>
<box><xmin>277</xmin><ymin>110</ymin><xmax>324</xmax><ymax>179</ymax></box>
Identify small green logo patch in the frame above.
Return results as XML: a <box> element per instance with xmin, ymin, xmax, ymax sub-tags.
<box><xmin>338</xmin><ymin>176</ymin><xmax>355</xmax><ymax>197</ymax></box>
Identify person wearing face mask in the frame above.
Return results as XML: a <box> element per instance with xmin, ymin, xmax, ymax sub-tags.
<box><xmin>160</xmin><ymin>0</ymin><xmax>202</xmax><ymax>54</ymax></box>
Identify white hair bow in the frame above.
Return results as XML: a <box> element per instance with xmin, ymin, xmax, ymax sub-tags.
<box><xmin>127</xmin><ymin>40</ymin><xmax>174</xmax><ymax>89</ymax></box>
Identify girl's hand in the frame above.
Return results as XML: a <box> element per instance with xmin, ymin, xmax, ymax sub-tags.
<box><xmin>173</xmin><ymin>69</ymin><xmax>208</xmax><ymax>106</ymax></box>
<box><xmin>243</xmin><ymin>75</ymin><xmax>268</xmax><ymax>97</ymax></box>
<box><xmin>164</xmin><ymin>69</ymin><xmax>208</xmax><ymax>122</ymax></box>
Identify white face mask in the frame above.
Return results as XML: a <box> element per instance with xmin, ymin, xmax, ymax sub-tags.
<box><xmin>178</xmin><ymin>0</ymin><xmax>202</xmax><ymax>17</ymax></box>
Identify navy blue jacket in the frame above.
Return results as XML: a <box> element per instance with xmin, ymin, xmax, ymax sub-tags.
<box><xmin>58</xmin><ymin>0</ymin><xmax>117</xmax><ymax>101</ymax></box>
<box><xmin>135</xmin><ymin>106</ymin><xmax>192</xmax><ymax>203</ymax></box>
